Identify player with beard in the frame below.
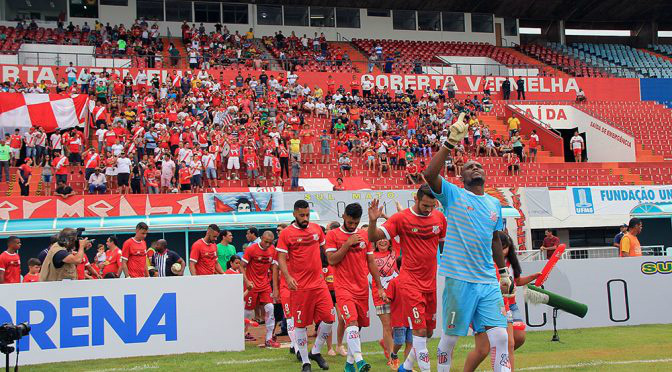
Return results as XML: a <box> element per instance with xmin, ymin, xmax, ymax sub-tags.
<box><xmin>277</xmin><ymin>200</ymin><xmax>333</xmax><ymax>372</ymax></box>
<box><xmin>325</xmin><ymin>203</ymin><xmax>387</xmax><ymax>372</ymax></box>
<box><xmin>422</xmin><ymin>113</ymin><xmax>512</xmax><ymax>372</ymax></box>
<box><xmin>368</xmin><ymin>185</ymin><xmax>447</xmax><ymax>372</ymax></box>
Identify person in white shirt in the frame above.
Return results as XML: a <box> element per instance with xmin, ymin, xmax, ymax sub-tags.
<box><xmin>160</xmin><ymin>154</ymin><xmax>176</xmax><ymax>193</ymax></box>
<box><xmin>201</xmin><ymin>150</ymin><xmax>217</xmax><ymax>187</ymax></box>
<box><xmin>570</xmin><ymin>131</ymin><xmax>585</xmax><ymax>162</ymax></box>
<box><xmin>110</xmin><ymin>142</ymin><xmax>124</xmax><ymax>156</ymax></box>
<box><xmin>95</xmin><ymin>125</ymin><xmax>107</xmax><ymax>152</ymax></box>
<box><xmin>136</xmin><ymin>71</ymin><xmax>147</xmax><ymax>87</ymax></box>
<box><xmin>88</xmin><ymin>168</ymin><xmax>107</xmax><ymax>194</ymax></box>
<box><xmin>50</xmin><ymin>132</ymin><xmax>63</xmax><ymax>155</ymax></box>
<box><xmin>116</xmin><ymin>154</ymin><xmax>132</xmax><ymax>194</ymax></box>
<box><xmin>189</xmin><ymin>157</ymin><xmax>203</xmax><ymax>193</ymax></box>
<box><xmin>177</xmin><ymin>145</ymin><xmax>193</xmax><ymax>165</ymax></box>
<box><xmin>65</xmin><ymin>62</ymin><xmax>77</xmax><ymax>86</ymax></box>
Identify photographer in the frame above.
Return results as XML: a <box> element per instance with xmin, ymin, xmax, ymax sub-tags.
<box><xmin>40</xmin><ymin>228</ymin><xmax>91</xmax><ymax>282</ymax></box>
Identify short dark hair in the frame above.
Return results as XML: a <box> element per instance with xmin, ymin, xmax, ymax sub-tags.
<box><xmin>344</xmin><ymin>203</ymin><xmax>363</xmax><ymax>219</ymax></box>
<box><xmin>209</xmin><ymin>224</ymin><xmax>220</xmax><ymax>233</ymax></box>
<box><xmin>327</xmin><ymin>221</ymin><xmax>341</xmax><ymax>230</ymax></box>
<box><xmin>416</xmin><ymin>184</ymin><xmax>436</xmax><ymax>201</ymax></box>
<box><xmin>7</xmin><ymin>236</ymin><xmax>19</xmax><ymax>245</ymax></box>
<box><xmin>227</xmin><ymin>255</ymin><xmax>241</xmax><ymax>269</ymax></box>
<box><xmin>219</xmin><ymin>229</ymin><xmax>231</xmax><ymax>240</ymax></box>
<box><xmin>27</xmin><ymin>258</ymin><xmax>41</xmax><ymax>266</ymax></box>
<box><xmin>108</xmin><ymin>236</ymin><xmax>118</xmax><ymax>246</ymax></box>
<box><xmin>136</xmin><ymin>222</ymin><xmax>149</xmax><ymax>231</ymax></box>
<box><xmin>628</xmin><ymin>218</ymin><xmax>642</xmax><ymax>229</ymax></box>
<box><xmin>294</xmin><ymin>200</ymin><xmax>310</xmax><ymax>210</ymax></box>
<box><xmin>247</xmin><ymin>226</ymin><xmax>258</xmax><ymax>236</ymax></box>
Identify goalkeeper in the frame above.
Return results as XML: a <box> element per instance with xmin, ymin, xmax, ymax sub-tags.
<box><xmin>423</xmin><ymin>112</ymin><xmax>513</xmax><ymax>372</ymax></box>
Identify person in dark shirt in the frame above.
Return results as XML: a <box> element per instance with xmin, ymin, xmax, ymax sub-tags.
<box><xmin>55</xmin><ymin>181</ymin><xmax>75</xmax><ymax>198</ymax></box>
<box><xmin>613</xmin><ymin>224</ymin><xmax>628</xmax><ymax>249</ymax></box>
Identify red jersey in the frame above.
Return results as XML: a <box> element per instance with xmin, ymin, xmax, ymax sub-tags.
<box><xmin>77</xmin><ymin>254</ymin><xmax>91</xmax><ymax>280</ymax></box>
<box><xmin>380</xmin><ymin>208</ymin><xmax>447</xmax><ymax>291</ymax></box>
<box><xmin>276</xmin><ymin>223</ymin><xmax>326</xmax><ymax>290</ymax></box>
<box><xmin>385</xmin><ymin>278</ymin><xmax>405</xmax><ymax>327</ymax></box>
<box><xmin>242</xmin><ymin>243</ymin><xmax>276</xmax><ymax>292</ymax></box>
<box><xmin>103</xmin><ymin>248</ymin><xmax>122</xmax><ymax>275</ymax></box>
<box><xmin>23</xmin><ymin>273</ymin><xmax>39</xmax><ymax>283</ymax></box>
<box><xmin>9</xmin><ymin>134</ymin><xmax>21</xmax><ymax>149</ymax></box>
<box><xmin>190</xmin><ymin>238</ymin><xmax>219</xmax><ymax>275</ymax></box>
<box><xmin>325</xmin><ymin>227</ymin><xmax>373</xmax><ymax>299</ymax></box>
<box><xmin>0</xmin><ymin>251</ymin><xmax>21</xmax><ymax>284</ymax></box>
<box><xmin>121</xmin><ymin>238</ymin><xmax>148</xmax><ymax>278</ymax></box>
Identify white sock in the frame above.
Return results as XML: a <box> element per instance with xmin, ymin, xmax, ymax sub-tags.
<box><xmin>264</xmin><ymin>303</ymin><xmax>275</xmax><ymax>342</ymax></box>
<box><xmin>295</xmin><ymin>327</ymin><xmax>310</xmax><ymax>364</ymax></box>
<box><xmin>311</xmin><ymin>322</ymin><xmax>332</xmax><ymax>355</ymax></box>
<box><xmin>413</xmin><ymin>336</ymin><xmax>430</xmax><ymax>372</ymax></box>
<box><xmin>287</xmin><ymin>317</ymin><xmax>296</xmax><ymax>349</ymax></box>
<box><xmin>486</xmin><ymin>327</ymin><xmax>511</xmax><ymax>372</ymax></box>
<box><xmin>437</xmin><ymin>333</ymin><xmax>458</xmax><ymax>372</ymax></box>
<box><xmin>345</xmin><ymin>326</ymin><xmax>363</xmax><ymax>362</ymax></box>
<box><xmin>346</xmin><ymin>347</ymin><xmax>355</xmax><ymax>364</ymax></box>
<box><xmin>244</xmin><ymin>309</ymin><xmax>254</xmax><ymax>321</ymax></box>
<box><xmin>402</xmin><ymin>345</ymin><xmax>417</xmax><ymax>370</ymax></box>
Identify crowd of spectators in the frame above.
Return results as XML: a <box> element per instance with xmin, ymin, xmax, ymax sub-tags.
<box><xmin>179</xmin><ymin>23</ymin><xmax>269</xmax><ymax>70</ymax></box>
<box><xmin>1</xmin><ymin>64</ymin><xmax>544</xmax><ymax>195</ymax></box>
<box><xmin>262</xmin><ymin>31</ymin><xmax>357</xmax><ymax>72</ymax></box>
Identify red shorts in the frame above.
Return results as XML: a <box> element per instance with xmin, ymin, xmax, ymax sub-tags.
<box><xmin>573</xmin><ymin>148</ymin><xmax>582</xmax><ymax>155</ymax></box>
<box><xmin>336</xmin><ymin>291</ymin><xmax>370</xmax><ymax>327</ymax></box>
<box><xmin>401</xmin><ymin>288</ymin><xmax>437</xmax><ymax>331</ymax></box>
<box><xmin>280</xmin><ymin>287</ymin><xmax>292</xmax><ymax>318</ymax></box>
<box><xmin>290</xmin><ymin>286</ymin><xmax>334</xmax><ymax>327</ymax></box>
<box><xmin>245</xmin><ymin>290</ymin><xmax>272</xmax><ymax>310</ymax></box>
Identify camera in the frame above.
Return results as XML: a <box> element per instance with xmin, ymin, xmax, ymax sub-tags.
<box><xmin>0</xmin><ymin>323</ymin><xmax>30</xmax><ymax>346</ymax></box>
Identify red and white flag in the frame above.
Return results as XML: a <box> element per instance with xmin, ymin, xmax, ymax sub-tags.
<box><xmin>0</xmin><ymin>93</ymin><xmax>89</xmax><ymax>132</ymax></box>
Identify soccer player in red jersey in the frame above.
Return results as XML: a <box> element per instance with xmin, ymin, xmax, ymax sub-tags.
<box><xmin>277</xmin><ymin>200</ymin><xmax>333</xmax><ymax>372</ymax></box>
<box><xmin>0</xmin><ymin>236</ymin><xmax>22</xmax><ymax>284</ymax></box>
<box><xmin>101</xmin><ymin>236</ymin><xmax>123</xmax><ymax>277</ymax></box>
<box><xmin>121</xmin><ymin>222</ymin><xmax>149</xmax><ymax>278</ymax></box>
<box><xmin>22</xmin><ymin>258</ymin><xmax>41</xmax><ymax>283</ymax></box>
<box><xmin>242</xmin><ymin>231</ymin><xmax>280</xmax><ymax>348</ymax></box>
<box><xmin>325</xmin><ymin>203</ymin><xmax>386</xmax><ymax>372</ymax></box>
<box><xmin>368</xmin><ymin>184</ymin><xmax>447</xmax><ymax>372</ymax></box>
<box><xmin>190</xmin><ymin>224</ymin><xmax>224</xmax><ymax>275</ymax></box>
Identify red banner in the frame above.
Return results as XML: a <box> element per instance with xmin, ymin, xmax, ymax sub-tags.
<box><xmin>0</xmin><ymin>64</ymin><xmax>640</xmax><ymax>101</ymax></box>
<box><xmin>0</xmin><ymin>193</ymin><xmax>205</xmax><ymax>220</ymax></box>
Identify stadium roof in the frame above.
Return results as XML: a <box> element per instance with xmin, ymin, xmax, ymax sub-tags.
<box><xmin>249</xmin><ymin>0</ymin><xmax>672</xmax><ymax>23</ymax></box>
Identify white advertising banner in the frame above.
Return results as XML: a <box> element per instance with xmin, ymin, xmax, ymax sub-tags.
<box><xmin>360</xmin><ymin>256</ymin><xmax>671</xmax><ymax>341</ymax></box>
<box><xmin>518</xmin><ymin>256</ymin><xmax>672</xmax><ymax>331</ymax></box>
<box><xmin>0</xmin><ymin>275</ymin><xmax>244</xmax><ymax>365</ymax></box>
<box><xmin>513</xmin><ymin>104</ymin><xmax>636</xmax><ymax>162</ymax></box>
<box><xmin>568</xmin><ymin>185</ymin><xmax>672</xmax><ymax>215</ymax></box>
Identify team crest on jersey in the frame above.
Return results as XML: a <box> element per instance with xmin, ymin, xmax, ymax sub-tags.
<box><xmin>412</xmin><ymin>228</ymin><xmax>419</xmax><ymax>233</ymax></box>
<box><xmin>490</xmin><ymin>211</ymin><xmax>498</xmax><ymax>222</ymax></box>
<box><xmin>313</xmin><ymin>234</ymin><xmax>319</xmax><ymax>241</ymax></box>
<box><xmin>297</xmin><ymin>238</ymin><xmax>303</xmax><ymax>242</ymax></box>
<box><xmin>432</xmin><ymin>226</ymin><xmax>440</xmax><ymax>234</ymax></box>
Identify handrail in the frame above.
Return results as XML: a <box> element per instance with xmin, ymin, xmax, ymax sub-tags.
<box><xmin>517</xmin><ymin>245</ymin><xmax>668</xmax><ymax>261</ymax></box>
<box><xmin>571</xmin><ymin>103</ymin><xmax>635</xmax><ymax>138</ymax></box>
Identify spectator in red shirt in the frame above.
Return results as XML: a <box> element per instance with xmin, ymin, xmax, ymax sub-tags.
<box><xmin>17</xmin><ymin>158</ymin><xmax>32</xmax><ymax>196</ymax></box>
<box><xmin>528</xmin><ymin>130</ymin><xmax>539</xmax><ymax>163</ymax></box>
<box><xmin>0</xmin><ymin>236</ymin><xmax>21</xmax><ymax>284</ymax></box>
<box><xmin>121</xmin><ymin>222</ymin><xmax>149</xmax><ymax>278</ymax></box>
<box><xmin>9</xmin><ymin>129</ymin><xmax>22</xmax><ymax>167</ymax></box>
<box><xmin>540</xmin><ymin>230</ymin><xmax>560</xmax><ymax>260</ymax></box>
<box><xmin>405</xmin><ymin>160</ymin><xmax>420</xmax><ymax>184</ymax></box>
<box><xmin>52</xmin><ymin>150</ymin><xmax>69</xmax><ymax>184</ymax></box>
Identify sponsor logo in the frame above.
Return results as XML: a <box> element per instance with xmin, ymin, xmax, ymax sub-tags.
<box><xmin>437</xmin><ymin>352</ymin><xmax>449</xmax><ymax>364</ymax></box>
<box><xmin>412</xmin><ymin>228</ymin><xmax>419</xmax><ymax>233</ymax></box>
<box><xmin>0</xmin><ymin>293</ymin><xmax>177</xmax><ymax>351</ymax></box>
<box><xmin>573</xmin><ymin>188</ymin><xmax>594</xmax><ymax>214</ymax></box>
<box><xmin>418</xmin><ymin>351</ymin><xmax>430</xmax><ymax>363</ymax></box>
<box><xmin>500</xmin><ymin>353</ymin><xmax>511</xmax><ymax>368</ymax></box>
<box><xmin>641</xmin><ymin>261</ymin><xmax>672</xmax><ymax>275</ymax></box>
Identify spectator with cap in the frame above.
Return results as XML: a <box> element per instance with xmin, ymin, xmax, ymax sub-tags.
<box><xmin>620</xmin><ymin>218</ymin><xmax>643</xmax><ymax>257</ymax></box>
<box><xmin>613</xmin><ymin>224</ymin><xmax>628</xmax><ymax>250</ymax></box>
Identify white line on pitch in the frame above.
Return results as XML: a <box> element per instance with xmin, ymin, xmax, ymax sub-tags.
<box><xmin>85</xmin><ymin>364</ymin><xmax>159</xmax><ymax>372</ymax></box>
<box><xmin>215</xmin><ymin>351</ymin><xmax>384</xmax><ymax>365</ymax></box>
<box><xmin>511</xmin><ymin>358</ymin><xmax>672</xmax><ymax>371</ymax></box>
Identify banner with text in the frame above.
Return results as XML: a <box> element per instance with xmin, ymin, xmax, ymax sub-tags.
<box><xmin>0</xmin><ymin>275</ymin><xmax>243</xmax><ymax>365</ymax></box>
<box><xmin>568</xmin><ymin>185</ymin><xmax>672</xmax><ymax>215</ymax></box>
<box><xmin>0</xmin><ymin>64</ymin><xmax>641</xmax><ymax>101</ymax></box>
<box><xmin>513</xmin><ymin>104</ymin><xmax>636</xmax><ymax>162</ymax></box>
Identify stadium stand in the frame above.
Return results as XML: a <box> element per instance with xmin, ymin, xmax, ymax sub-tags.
<box><xmin>518</xmin><ymin>43</ymin><xmax>611</xmax><ymax>77</ymax></box>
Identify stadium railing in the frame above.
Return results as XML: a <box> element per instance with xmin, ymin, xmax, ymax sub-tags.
<box><xmin>518</xmin><ymin>245</ymin><xmax>667</xmax><ymax>261</ymax></box>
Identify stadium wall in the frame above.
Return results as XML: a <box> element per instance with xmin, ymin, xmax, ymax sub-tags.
<box><xmin>60</xmin><ymin>2</ymin><xmax>515</xmax><ymax>44</ymax></box>
<box><xmin>640</xmin><ymin>78</ymin><xmax>672</xmax><ymax>103</ymax></box>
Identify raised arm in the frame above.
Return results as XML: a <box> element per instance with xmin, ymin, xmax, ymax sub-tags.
<box><xmin>367</xmin><ymin>199</ymin><xmax>388</xmax><ymax>243</ymax></box>
<box><xmin>423</xmin><ymin>112</ymin><xmax>468</xmax><ymax>194</ymax></box>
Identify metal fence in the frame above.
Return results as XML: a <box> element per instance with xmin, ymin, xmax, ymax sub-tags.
<box><xmin>517</xmin><ymin>245</ymin><xmax>669</xmax><ymax>261</ymax></box>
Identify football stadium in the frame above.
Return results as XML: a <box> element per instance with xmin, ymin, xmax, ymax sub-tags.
<box><xmin>0</xmin><ymin>0</ymin><xmax>670</xmax><ymax>371</ymax></box>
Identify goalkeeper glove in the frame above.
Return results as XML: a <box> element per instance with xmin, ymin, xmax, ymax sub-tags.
<box><xmin>443</xmin><ymin>112</ymin><xmax>468</xmax><ymax>149</ymax></box>
<box><xmin>499</xmin><ymin>267</ymin><xmax>515</xmax><ymax>297</ymax></box>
